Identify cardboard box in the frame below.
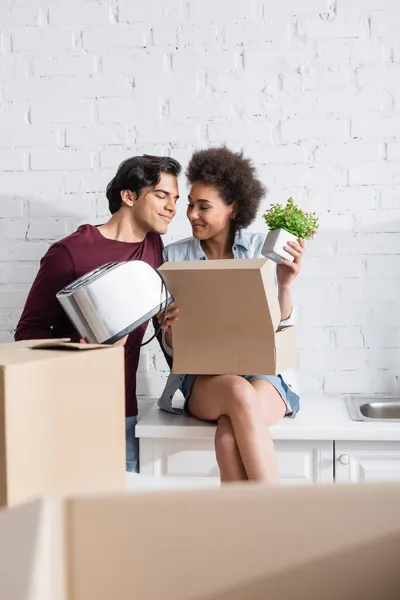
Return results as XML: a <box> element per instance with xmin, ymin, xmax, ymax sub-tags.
<box><xmin>0</xmin><ymin>340</ymin><xmax>126</xmax><ymax>508</ymax></box>
<box><xmin>0</xmin><ymin>483</ymin><xmax>399</xmax><ymax>599</ymax></box>
<box><xmin>159</xmin><ymin>258</ymin><xmax>297</xmax><ymax>375</ymax></box>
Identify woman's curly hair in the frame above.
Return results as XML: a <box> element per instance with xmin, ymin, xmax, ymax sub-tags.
<box><xmin>186</xmin><ymin>146</ymin><xmax>266</xmax><ymax>231</ymax></box>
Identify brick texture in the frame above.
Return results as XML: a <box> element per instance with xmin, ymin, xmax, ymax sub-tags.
<box><xmin>0</xmin><ymin>0</ymin><xmax>399</xmax><ymax>398</ymax></box>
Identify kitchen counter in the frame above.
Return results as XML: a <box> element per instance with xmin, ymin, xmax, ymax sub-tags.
<box><xmin>136</xmin><ymin>397</ymin><xmax>400</xmax><ymax>442</ymax></box>
<box><xmin>125</xmin><ymin>472</ymin><xmax>213</xmax><ymax>490</ymax></box>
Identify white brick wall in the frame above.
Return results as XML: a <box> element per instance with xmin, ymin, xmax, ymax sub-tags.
<box><xmin>1</xmin><ymin>0</ymin><xmax>400</xmax><ymax>400</ymax></box>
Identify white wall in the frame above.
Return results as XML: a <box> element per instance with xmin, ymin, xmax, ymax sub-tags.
<box><xmin>1</xmin><ymin>0</ymin><xmax>400</xmax><ymax>399</ymax></box>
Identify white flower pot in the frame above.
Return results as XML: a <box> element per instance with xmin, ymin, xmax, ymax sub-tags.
<box><xmin>261</xmin><ymin>228</ymin><xmax>298</xmax><ymax>263</ymax></box>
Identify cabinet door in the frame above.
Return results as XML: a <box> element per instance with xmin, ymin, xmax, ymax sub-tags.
<box><xmin>140</xmin><ymin>439</ymin><xmax>220</xmax><ymax>486</ymax></box>
<box><xmin>140</xmin><ymin>439</ymin><xmax>334</xmax><ymax>485</ymax></box>
<box><xmin>275</xmin><ymin>440</ymin><xmax>334</xmax><ymax>485</ymax></box>
<box><xmin>335</xmin><ymin>441</ymin><xmax>400</xmax><ymax>483</ymax></box>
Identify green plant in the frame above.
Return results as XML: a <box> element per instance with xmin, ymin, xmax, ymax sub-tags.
<box><xmin>263</xmin><ymin>198</ymin><xmax>319</xmax><ymax>240</ymax></box>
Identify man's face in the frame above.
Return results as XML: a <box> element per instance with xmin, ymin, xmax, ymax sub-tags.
<box><xmin>133</xmin><ymin>172</ymin><xmax>179</xmax><ymax>234</ymax></box>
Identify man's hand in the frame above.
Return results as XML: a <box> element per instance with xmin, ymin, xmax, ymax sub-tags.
<box><xmin>156</xmin><ymin>302</ymin><xmax>179</xmax><ymax>348</ymax></box>
<box><xmin>276</xmin><ymin>239</ymin><xmax>305</xmax><ymax>288</ymax></box>
<box><xmin>80</xmin><ymin>335</ymin><xmax>128</xmax><ymax>347</ymax></box>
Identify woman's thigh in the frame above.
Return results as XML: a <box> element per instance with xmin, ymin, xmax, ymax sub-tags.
<box><xmin>187</xmin><ymin>375</ymin><xmax>286</xmax><ymax>426</ymax></box>
<box><xmin>187</xmin><ymin>375</ymin><xmax>250</xmax><ymax>421</ymax></box>
<box><xmin>249</xmin><ymin>379</ymin><xmax>287</xmax><ymax>426</ymax></box>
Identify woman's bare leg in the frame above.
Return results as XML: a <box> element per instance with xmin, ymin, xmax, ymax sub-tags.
<box><xmin>249</xmin><ymin>379</ymin><xmax>287</xmax><ymax>426</ymax></box>
<box><xmin>188</xmin><ymin>375</ymin><xmax>286</xmax><ymax>483</ymax></box>
<box><xmin>249</xmin><ymin>378</ymin><xmax>287</xmax><ymax>483</ymax></box>
<box><xmin>215</xmin><ymin>416</ymin><xmax>247</xmax><ymax>482</ymax></box>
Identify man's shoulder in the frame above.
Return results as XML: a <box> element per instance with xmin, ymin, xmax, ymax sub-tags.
<box><xmin>163</xmin><ymin>237</ymin><xmax>198</xmax><ymax>261</ymax></box>
<box><xmin>42</xmin><ymin>225</ymin><xmax>101</xmax><ymax>267</ymax></box>
<box><xmin>54</xmin><ymin>224</ymin><xmax>97</xmax><ymax>251</ymax></box>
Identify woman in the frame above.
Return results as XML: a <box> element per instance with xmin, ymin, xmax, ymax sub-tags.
<box><xmin>158</xmin><ymin>146</ymin><xmax>304</xmax><ymax>484</ymax></box>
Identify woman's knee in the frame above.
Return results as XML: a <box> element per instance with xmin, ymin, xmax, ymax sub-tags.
<box><xmin>223</xmin><ymin>378</ymin><xmax>256</xmax><ymax>418</ymax></box>
<box><xmin>188</xmin><ymin>375</ymin><xmax>257</xmax><ymax>422</ymax></box>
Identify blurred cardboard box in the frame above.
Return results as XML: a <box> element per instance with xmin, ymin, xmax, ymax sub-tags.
<box><xmin>0</xmin><ymin>340</ymin><xmax>125</xmax><ymax>508</ymax></box>
<box><xmin>0</xmin><ymin>482</ymin><xmax>399</xmax><ymax>599</ymax></box>
<box><xmin>159</xmin><ymin>258</ymin><xmax>297</xmax><ymax>375</ymax></box>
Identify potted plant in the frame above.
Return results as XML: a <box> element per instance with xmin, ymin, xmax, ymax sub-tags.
<box><xmin>261</xmin><ymin>198</ymin><xmax>319</xmax><ymax>263</ymax></box>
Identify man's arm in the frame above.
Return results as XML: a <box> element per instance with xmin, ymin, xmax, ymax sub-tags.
<box><xmin>15</xmin><ymin>243</ymin><xmax>76</xmax><ymax>340</ymax></box>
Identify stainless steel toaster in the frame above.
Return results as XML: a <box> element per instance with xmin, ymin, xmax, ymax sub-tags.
<box><xmin>56</xmin><ymin>261</ymin><xmax>172</xmax><ymax>344</ymax></box>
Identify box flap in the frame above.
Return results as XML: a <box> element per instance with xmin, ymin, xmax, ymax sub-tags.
<box><xmin>161</xmin><ymin>258</ymin><xmax>269</xmax><ymax>271</ymax></box>
<box><xmin>160</xmin><ymin>259</ymin><xmax>281</xmax><ymax>331</ymax></box>
<box><xmin>31</xmin><ymin>341</ymin><xmax>106</xmax><ymax>351</ymax></box>
<box><xmin>0</xmin><ymin>340</ymin><xmax>114</xmax><ymax>369</ymax></box>
<box><xmin>0</xmin><ymin>338</ymin><xmax>71</xmax><ymax>350</ymax></box>
<box><xmin>159</xmin><ymin>258</ymin><xmax>291</xmax><ymax>375</ymax></box>
<box><xmin>0</xmin><ymin>339</ymin><xmax>106</xmax><ymax>352</ymax></box>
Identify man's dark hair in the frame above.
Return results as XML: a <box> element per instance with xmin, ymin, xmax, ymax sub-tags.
<box><xmin>106</xmin><ymin>155</ymin><xmax>182</xmax><ymax>214</ymax></box>
<box><xmin>186</xmin><ymin>146</ymin><xmax>266</xmax><ymax>231</ymax></box>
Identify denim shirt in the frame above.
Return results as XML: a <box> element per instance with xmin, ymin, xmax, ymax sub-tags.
<box><xmin>164</xmin><ymin>230</ymin><xmax>268</xmax><ymax>262</ymax></box>
<box><xmin>157</xmin><ymin>230</ymin><xmax>299</xmax><ymax>414</ymax></box>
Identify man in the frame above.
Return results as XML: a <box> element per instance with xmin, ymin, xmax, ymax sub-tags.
<box><xmin>15</xmin><ymin>155</ymin><xmax>181</xmax><ymax>473</ymax></box>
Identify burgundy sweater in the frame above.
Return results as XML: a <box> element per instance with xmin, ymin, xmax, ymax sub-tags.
<box><xmin>15</xmin><ymin>224</ymin><xmax>167</xmax><ymax>417</ymax></box>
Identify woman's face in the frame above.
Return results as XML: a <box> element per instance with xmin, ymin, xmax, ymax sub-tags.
<box><xmin>187</xmin><ymin>181</ymin><xmax>235</xmax><ymax>240</ymax></box>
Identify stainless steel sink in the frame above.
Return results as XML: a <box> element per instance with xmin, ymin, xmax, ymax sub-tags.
<box><xmin>345</xmin><ymin>397</ymin><xmax>400</xmax><ymax>423</ymax></box>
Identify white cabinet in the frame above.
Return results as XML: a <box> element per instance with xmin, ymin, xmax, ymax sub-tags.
<box><xmin>137</xmin><ymin>401</ymin><xmax>400</xmax><ymax>485</ymax></box>
<box><xmin>140</xmin><ymin>439</ymin><xmax>334</xmax><ymax>485</ymax></box>
<box><xmin>140</xmin><ymin>439</ymin><xmax>220</xmax><ymax>486</ymax></box>
<box><xmin>140</xmin><ymin>438</ymin><xmax>400</xmax><ymax>485</ymax></box>
<box><xmin>276</xmin><ymin>440</ymin><xmax>333</xmax><ymax>485</ymax></box>
<box><xmin>335</xmin><ymin>441</ymin><xmax>400</xmax><ymax>483</ymax></box>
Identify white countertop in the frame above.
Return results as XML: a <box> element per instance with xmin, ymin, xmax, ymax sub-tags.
<box><xmin>125</xmin><ymin>472</ymin><xmax>216</xmax><ymax>491</ymax></box>
<box><xmin>136</xmin><ymin>398</ymin><xmax>400</xmax><ymax>442</ymax></box>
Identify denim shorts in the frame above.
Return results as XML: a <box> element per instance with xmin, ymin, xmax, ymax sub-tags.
<box><xmin>126</xmin><ymin>416</ymin><xmax>139</xmax><ymax>473</ymax></box>
<box><xmin>180</xmin><ymin>374</ymin><xmax>300</xmax><ymax>418</ymax></box>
